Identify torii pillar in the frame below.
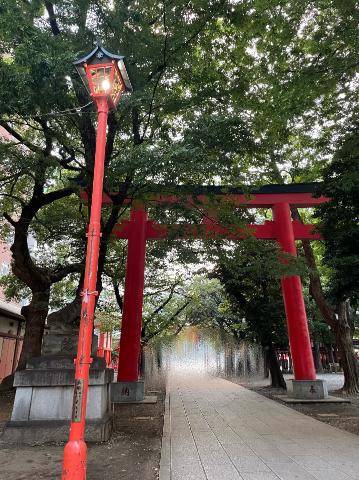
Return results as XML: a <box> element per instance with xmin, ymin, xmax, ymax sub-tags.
<box><xmin>273</xmin><ymin>203</ymin><xmax>328</xmax><ymax>399</ymax></box>
<box><xmin>111</xmin><ymin>205</ymin><xmax>147</xmax><ymax>402</ymax></box>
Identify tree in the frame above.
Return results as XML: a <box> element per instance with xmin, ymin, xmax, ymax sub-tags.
<box><xmin>0</xmin><ymin>157</ymin><xmax>82</xmax><ymax>368</ymax></box>
<box><xmin>216</xmin><ymin>239</ymin><xmax>290</xmax><ymax>389</ymax></box>
<box><xmin>184</xmin><ymin>276</ymin><xmax>246</xmax><ymax>342</ymax></box>
<box><xmin>312</xmin><ymin>126</ymin><xmax>359</xmax><ymax>393</ymax></box>
<box><xmin>1</xmin><ymin>0</ymin><xmax>358</xmax><ymax>376</ymax></box>
<box><xmin>0</xmin><ymin>0</ymin><xmax>256</xmax><ymax>368</ymax></box>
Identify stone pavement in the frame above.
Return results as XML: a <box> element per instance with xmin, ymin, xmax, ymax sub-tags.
<box><xmin>159</xmin><ymin>373</ymin><xmax>359</xmax><ymax>480</ymax></box>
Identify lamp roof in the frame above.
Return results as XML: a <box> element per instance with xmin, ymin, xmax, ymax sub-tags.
<box><xmin>74</xmin><ymin>42</ymin><xmax>133</xmax><ymax>92</ymax></box>
<box><xmin>74</xmin><ymin>42</ymin><xmax>125</xmax><ymax>66</ymax></box>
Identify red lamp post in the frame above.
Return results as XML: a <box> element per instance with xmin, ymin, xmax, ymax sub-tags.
<box><xmin>62</xmin><ymin>43</ymin><xmax>132</xmax><ymax>480</ymax></box>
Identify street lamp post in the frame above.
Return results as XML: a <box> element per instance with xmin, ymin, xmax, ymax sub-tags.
<box><xmin>62</xmin><ymin>43</ymin><xmax>132</xmax><ymax>480</ymax></box>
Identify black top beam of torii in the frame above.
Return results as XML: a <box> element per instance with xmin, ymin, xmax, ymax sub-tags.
<box><xmin>146</xmin><ymin>181</ymin><xmax>322</xmax><ymax>196</ymax></box>
<box><xmin>95</xmin><ymin>182</ymin><xmax>325</xmax><ymax>208</ymax></box>
<box><xmin>106</xmin><ymin>182</ymin><xmax>327</xmax><ymax>242</ymax></box>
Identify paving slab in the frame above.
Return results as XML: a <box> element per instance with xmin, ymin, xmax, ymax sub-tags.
<box><xmin>159</xmin><ymin>372</ymin><xmax>359</xmax><ymax>480</ymax></box>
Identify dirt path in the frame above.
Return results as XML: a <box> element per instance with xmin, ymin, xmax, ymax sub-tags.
<box><xmin>0</xmin><ymin>378</ymin><xmax>165</xmax><ymax>480</ymax></box>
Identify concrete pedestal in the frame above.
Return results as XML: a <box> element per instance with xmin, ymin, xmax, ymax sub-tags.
<box><xmin>111</xmin><ymin>380</ymin><xmax>145</xmax><ymax>403</ymax></box>
<box><xmin>2</xmin><ymin>356</ymin><xmax>113</xmax><ymax>444</ymax></box>
<box><xmin>42</xmin><ymin>331</ymin><xmax>98</xmax><ymax>356</ymax></box>
<box><xmin>288</xmin><ymin>379</ymin><xmax>328</xmax><ymax>400</ymax></box>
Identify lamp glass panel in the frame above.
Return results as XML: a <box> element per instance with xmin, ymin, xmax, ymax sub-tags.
<box><xmin>111</xmin><ymin>69</ymin><xmax>124</xmax><ymax>105</ymax></box>
<box><xmin>90</xmin><ymin>66</ymin><xmax>113</xmax><ymax>94</ymax></box>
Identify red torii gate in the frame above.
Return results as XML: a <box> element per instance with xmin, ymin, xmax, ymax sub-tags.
<box><xmin>107</xmin><ymin>183</ymin><xmax>327</xmax><ymax>393</ymax></box>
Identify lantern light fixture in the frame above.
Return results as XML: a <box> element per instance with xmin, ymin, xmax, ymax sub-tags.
<box><xmin>74</xmin><ymin>41</ymin><xmax>132</xmax><ymax>109</ymax></box>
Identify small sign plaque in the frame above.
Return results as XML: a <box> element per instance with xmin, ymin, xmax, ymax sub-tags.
<box><xmin>121</xmin><ymin>387</ymin><xmax>130</xmax><ymax>397</ymax></box>
<box><xmin>72</xmin><ymin>379</ymin><xmax>84</xmax><ymax>422</ymax></box>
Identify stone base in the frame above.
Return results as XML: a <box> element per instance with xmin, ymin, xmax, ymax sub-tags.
<box><xmin>2</xmin><ymin>355</ymin><xmax>113</xmax><ymax>445</ymax></box>
<box><xmin>275</xmin><ymin>394</ymin><xmax>351</xmax><ymax>404</ymax></box>
<box><xmin>111</xmin><ymin>380</ymin><xmax>145</xmax><ymax>403</ymax></box>
<box><xmin>42</xmin><ymin>332</ymin><xmax>98</xmax><ymax>357</ymax></box>
<box><xmin>288</xmin><ymin>379</ymin><xmax>328</xmax><ymax>400</ymax></box>
<box><xmin>2</xmin><ymin>415</ymin><xmax>112</xmax><ymax>445</ymax></box>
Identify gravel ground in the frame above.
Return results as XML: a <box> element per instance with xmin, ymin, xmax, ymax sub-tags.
<box><xmin>0</xmin><ymin>375</ymin><xmax>165</xmax><ymax>480</ymax></box>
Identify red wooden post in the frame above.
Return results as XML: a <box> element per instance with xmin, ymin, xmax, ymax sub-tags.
<box><xmin>104</xmin><ymin>333</ymin><xmax>112</xmax><ymax>366</ymax></box>
<box><xmin>62</xmin><ymin>97</ymin><xmax>109</xmax><ymax>480</ymax></box>
<box><xmin>273</xmin><ymin>202</ymin><xmax>316</xmax><ymax>381</ymax></box>
<box><xmin>97</xmin><ymin>332</ymin><xmax>105</xmax><ymax>357</ymax></box>
<box><xmin>117</xmin><ymin>206</ymin><xmax>147</xmax><ymax>382</ymax></box>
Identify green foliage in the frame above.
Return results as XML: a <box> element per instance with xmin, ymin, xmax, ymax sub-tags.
<box><xmin>140</xmin><ymin>273</ymin><xmax>240</xmax><ymax>344</ymax></box>
<box><xmin>0</xmin><ymin>0</ymin><xmax>358</xmax><ymax>334</ymax></box>
<box><xmin>0</xmin><ymin>272</ymin><xmax>31</xmax><ymax>302</ymax></box>
<box><xmin>49</xmin><ymin>274</ymin><xmax>81</xmax><ymax>310</ymax></box>
<box><xmin>216</xmin><ymin>239</ymin><xmax>289</xmax><ymax>348</ymax></box>
<box><xmin>184</xmin><ymin>276</ymin><xmax>244</xmax><ymax>337</ymax></box>
<box><xmin>95</xmin><ymin>310</ymin><xmax>119</xmax><ymax>333</ymax></box>
<box><xmin>315</xmin><ymin>125</ymin><xmax>359</xmax><ymax>303</ymax></box>
<box><xmin>308</xmin><ymin>299</ymin><xmax>334</xmax><ymax>345</ymax></box>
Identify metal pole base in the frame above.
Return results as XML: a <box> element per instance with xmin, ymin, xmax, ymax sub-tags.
<box><xmin>62</xmin><ymin>439</ymin><xmax>87</xmax><ymax>479</ymax></box>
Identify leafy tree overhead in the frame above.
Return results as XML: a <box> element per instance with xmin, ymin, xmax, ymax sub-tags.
<box><xmin>316</xmin><ymin>126</ymin><xmax>359</xmax><ymax>304</ymax></box>
<box><xmin>313</xmin><ymin>126</ymin><xmax>359</xmax><ymax>393</ymax></box>
<box><xmin>0</xmin><ymin>0</ymin><xmax>255</xmax><ymax>367</ymax></box>
<box><xmin>181</xmin><ymin>276</ymin><xmax>244</xmax><ymax>340</ymax></box>
<box><xmin>0</xmin><ymin>0</ymin><xmax>358</xmax><ymax>378</ymax></box>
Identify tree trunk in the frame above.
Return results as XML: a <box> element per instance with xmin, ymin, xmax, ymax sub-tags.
<box><xmin>328</xmin><ymin>344</ymin><xmax>335</xmax><ymax>364</ymax></box>
<box><xmin>332</xmin><ymin>301</ymin><xmax>359</xmax><ymax>394</ymax></box>
<box><xmin>17</xmin><ymin>289</ymin><xmax>50</xmax><ymax>370</ymax></box>
<box><xmin>224</xmin><ymin>346</ymin><xmax>234</xmax><ymax>376</ymax></box>
<box><xmin>300</xmin><ymin>238</ymin><xmax>359</xmax><ymax>393</ymax></box>
<box><xmin>313</xmin><ymin>342</ymin><xmax>324</xmax><ymax>373</ymax></box>
<box><xmin>265</xmin><ymin>344</ymin><xmax>287</xmax><ymax>390</ymax></box>
<box><xmin>263</xmin><ymin>346</ymin><xmax>269</xmax><ymax>378</ymax></box>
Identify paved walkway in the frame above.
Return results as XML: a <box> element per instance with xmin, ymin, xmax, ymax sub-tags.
<box><xmin>159</xmin><ymin>373</ymin><xmax>359</xmax><ymax>480</ymax></box>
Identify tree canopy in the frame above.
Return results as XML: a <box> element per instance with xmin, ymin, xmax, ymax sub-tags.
<box><xmin>0</xmin><ymin>1</ymin><xmax>358</xmax><ymax>388</ymax></box>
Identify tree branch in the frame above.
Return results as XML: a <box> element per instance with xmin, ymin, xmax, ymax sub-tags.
<box><xmin>0</xmin><ymin>121</ymin><xmax>45</xmax><ymax>155</ymax></box>
<box><xmin>113</xmin><ymin>280</ymin><xmax>123</xmax><ymax>313</ymax></box>
<box><xmin>3</xmin><ymin>212</ymin><xmax>17</xmax><ymax>226</ymax></box>
<box><xmin>143</xmin><ymin>300</ymin><xmax>191</xmax><ymax>343</ymax></box>
<box><xmin>44</xmin><ymin>2</ymin><xmax>61</xmax><ymax>36</ymax></box>
<box><xmin>41</xmin><ymin>186</ymin><xmax>76</xmax><ymax>206</ymax></box>
<box><xmin>49</xmin><ymin>262</ymin><xmax>83</xmax><ymax>283</ymax></box>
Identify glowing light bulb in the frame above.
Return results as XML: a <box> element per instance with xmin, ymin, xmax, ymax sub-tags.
<box><xmin>102</xmin><ymin>79</ymin><xmax>111</xmax><ymax>91</ymax></box>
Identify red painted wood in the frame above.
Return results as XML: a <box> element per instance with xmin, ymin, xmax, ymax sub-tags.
<box><xmin>97</xmin><ymin>332</ymin><xmax>105</xmax><ymax>357</ymax></box>
<box><xmin>62</xmin><ymin>97</ymin><xmax>109</xmax><ymax>480</ymax></box>
<box><xmin>117</xmin><ymin>206</ymin><xmax>147</xmax><ymax>382</ymax></box>
<box><xmin>0</xmin><ymin>337</ymin><xmax>16</xmax><ymax>382</ymax></box>
<box><xmin>273</xmin><ymin>202</ymin><xmax>316</xmax><ymax>381</ymax></box>
<box><xmin>104</xmin><ymin>333</ymin><xmax>112</xmax><ymax>367</ymax></box>
<box><xmin>91</xmin><ymin>190</ymin><xmax>328</xmax><ymax>207</ymax></box>
<box><xmin>113</xmin><ymin>220</ymin><xmax>320</xmax><ymax>241</ymax></box>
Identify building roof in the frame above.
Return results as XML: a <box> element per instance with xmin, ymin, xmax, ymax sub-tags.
<box><xmin>0</xmin><ymin>300</ymin><xmax>24</xmax><ymax>322</ymax></box>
